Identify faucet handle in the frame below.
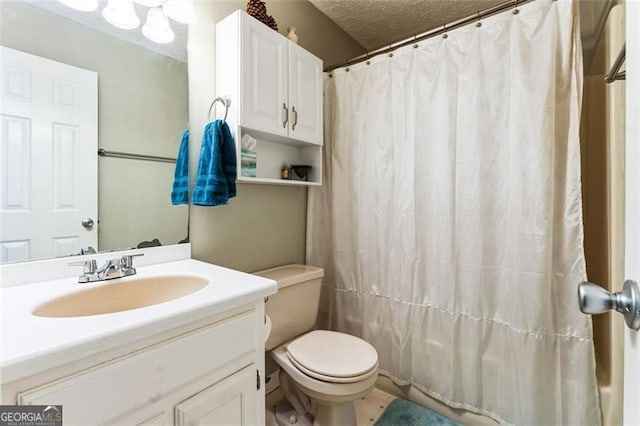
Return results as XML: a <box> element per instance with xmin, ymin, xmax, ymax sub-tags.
<box><xmin>69</xmin><ymin>259</ymin><xmax>98</xmax><ymax>274</ymax></box>
<box><xmin>120</xmin><ymin>253</ymin><xmax>144</xmax><ymax>268</ymax></box>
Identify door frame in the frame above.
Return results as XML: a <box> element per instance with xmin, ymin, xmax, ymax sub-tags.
<box><xmin>623</xmin><ymin>1</ymin><xmax>639</xmax><ymax>424</ymax></box>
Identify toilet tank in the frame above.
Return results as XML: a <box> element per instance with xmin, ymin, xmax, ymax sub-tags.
<box><xmin>254</xmin><ymin>264</ymin><xmax>324</xmax><ymax>351</ymax></box>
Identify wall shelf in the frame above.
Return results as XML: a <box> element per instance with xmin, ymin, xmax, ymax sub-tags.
<box><xmin>237</xmin><ymin>177</ymin><xmax>321</xmax><ymax>187</ymax></box>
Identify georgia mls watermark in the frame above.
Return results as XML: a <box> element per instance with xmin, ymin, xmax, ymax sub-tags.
<box><xmin>0</xmin><ymin>405</ymin><xmax>62</xmax><ymax>426</ymax></box>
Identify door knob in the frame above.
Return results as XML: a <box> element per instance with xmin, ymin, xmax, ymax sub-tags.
<box><xmin>81</xmin><ymin>218</ymin><xmax>95</xmax><ymax>229</ymax></box>
<box><xmin>578</xmin><ymin>280</ymin><xmax>640</xmax><ymax>330</ymax></box>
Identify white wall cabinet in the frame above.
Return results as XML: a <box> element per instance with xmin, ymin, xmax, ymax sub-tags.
<box><xmin>217</xmin><ymin>10</ymin><xmax>323</xmax><ymax>186</ymax></box>
<box><xmin>14</xmin><ymin>306</ymin><xmax>265</xmax><ymax>425</ymax></box>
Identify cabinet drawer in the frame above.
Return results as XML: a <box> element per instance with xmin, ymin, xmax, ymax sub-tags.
<box><xmin>18</xmin><ymin>311</ymin><xmax>256</xmax><ymax>425</ymax></box>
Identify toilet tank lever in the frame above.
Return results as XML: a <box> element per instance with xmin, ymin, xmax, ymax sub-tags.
<box><xmin>578</xmin><ymin>280</ymin><xmax>640</xmax><ymax>330</ymax></box>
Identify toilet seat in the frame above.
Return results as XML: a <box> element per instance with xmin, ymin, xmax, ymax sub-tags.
<box><xmin>286</xmin><ymin>330</ymin><xmax>378</xmax><ymax>384</ymax></box>
<box><xmin>288</xmin><ymin>353</ymin><xmax>379</xmax><ymax>384</ymax></box>
<box><xmin>271</xmin><ymin>343</ymin><xmax>378</xmax><ymax>405</ymax></box>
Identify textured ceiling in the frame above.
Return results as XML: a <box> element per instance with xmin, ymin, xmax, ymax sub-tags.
<box><xmin>308</xmin><ymin>0</ymin><xmax>506</xmax><ymax>51</ymax></box>
<box><xmin>308</xmin><ymin>0</ymin><xmax>612</xmax><ymax>61</ymax></box>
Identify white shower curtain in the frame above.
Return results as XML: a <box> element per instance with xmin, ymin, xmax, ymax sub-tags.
<box><xmin>306</xmin><ymin>0</ymin><xmax>601</xmax><ymax>424</ymax></box>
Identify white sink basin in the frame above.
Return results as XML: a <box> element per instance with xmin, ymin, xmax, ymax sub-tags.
<box><xmin>32</xmin><ymin>275</ymin><xmax>209</xmax><ymax>318</ymax></box>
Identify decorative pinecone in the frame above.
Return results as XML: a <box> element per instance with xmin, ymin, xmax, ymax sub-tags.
<box><xmin>246</xmin><ymin>0</ymin><xmax>278</xmax><ymax>31</ymax></box>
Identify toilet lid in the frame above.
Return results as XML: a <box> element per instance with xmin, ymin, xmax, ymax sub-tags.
<box><xmin>288</xmin><ymin>353</ymin><xmax>379</xmax><ymax>384</ymax></box>
<box><xmin>286</xmin><ymin>330</ymin><xmax>378</xmax><ymax>379</ymax></box>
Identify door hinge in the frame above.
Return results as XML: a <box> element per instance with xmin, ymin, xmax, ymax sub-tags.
<box><xmin>257</xmin><ymin>369</ymin><xmax>261</xmax><ymax>391</ymax></box>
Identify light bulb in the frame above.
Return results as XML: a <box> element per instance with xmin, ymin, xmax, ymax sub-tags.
<box><xmin>163</xmin><ymin>0</ymin><xmax>196</xmax><ymax>24</ymax></box>
<box><xmin>142</xmin><ymin>7</ymin><xmax>175</xmax><ymax>44</ymax></box>
<box><xmin>133</xmin><ymin>0</ymin><xmax>162</xmax><ymax>6</ymax></box>
<box><xmin>102</xmin><ymin>0</ymin><xmax>140</xmax><ymax>30</ymax></box>
<box><xmin>57</xmin><ymin>0</ymin><xmax>99</xmax><ymax>12</ymax></box>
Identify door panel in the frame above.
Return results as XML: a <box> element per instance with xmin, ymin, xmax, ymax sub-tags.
<box><xmin>0</xmin><ymin>46</ymin><xmax>97</xmax><ymax>262</ymax></box>
<box><xmin>241</xmin><ymin>15</ymin><xmax>288</xmax><ymax>137</ymax></box>
<box><xmin>623</xmin><ymin>1</ymin><xmax>640</xmax><ymax>423</ymax></box>
<box><xmin>288</xmin><ymin>42</ymin><xmax>323</xmax><ymax>145</ymax></box>
<box><xmin>175</xmin><ymin>365</ymin><xmax>257</xmax><ymax>426</ymax></box>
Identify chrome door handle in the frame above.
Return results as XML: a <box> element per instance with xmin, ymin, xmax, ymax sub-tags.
<box><xmin>81</xmin><ymin>218</ymin><xmax>95</xmax><ymax>229</ymax></box>
<box><xmin>282</xmin><ymin>103</ymin><xmax>289</xmax><ymax>128</ymax></box>
<box><xmin>578</xmin><ymin>280</ymin><xmax>640</xmax><ymax>330</ymax></box>
<box><xmin>291</xmin><ymin>106</ymin><xmax>298</xmax><ymax>131</ymax></box>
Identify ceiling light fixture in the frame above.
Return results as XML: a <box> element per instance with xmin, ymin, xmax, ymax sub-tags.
<box><xmin>142</xmin><ymin>7</ymin><xmax>175</xmax><ymax>44</ymax></box>
<box><xmin>59</xmin><ymin>0</ymin><xmax>194</xmax><ymax>44</ymax></box>
<box><xmin>57</xmin><ymin>0</ymin><xmax>99</xmax><ymax>12</ymax></box>
<box><xmin>102</xmin><ymin>0</ymin><xmax>141</xmax><ymax>30</ymax></box>
<box><xmin>133</xmin><ymin>0</ymin><xmax>162</xmax><ymax>7</ymax></box>
<box><xmin>163</xmin><ymin>0</ymin><xmax>196</xmax><ymax>24</ymax></box>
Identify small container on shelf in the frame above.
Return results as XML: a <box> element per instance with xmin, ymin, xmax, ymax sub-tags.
<box><xmin>241</xmin><ymin>134</ymin><xmax>257</xmax><ymax>178</ymax></box>
<box><xmin>289</xmin><ymin>165</ymin><xmax>312</xmax><ymax>181</ymax></box>
<box><xmin>281</xmin><ymin>165</ymin><xmax>290</xmax><ymax>180</ymax></box>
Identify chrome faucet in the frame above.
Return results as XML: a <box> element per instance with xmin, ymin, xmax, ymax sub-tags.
<box><xmin>69</xmin><ymin>254</ymin><xmax>144</xmax><ymax>283</ymax></box>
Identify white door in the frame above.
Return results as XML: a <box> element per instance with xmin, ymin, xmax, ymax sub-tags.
<box><xmin>174</xmin><ymin>365</ymin><xmax>258</xmax><ymax>426</ymax></box>
<box><xmin>623</xmin><ymin>1</ymin><xmax>640</xmax><ymax>423</ymax></box>
<box><xmin>288</xmin><ymin>41</ymin><xmax>323</xmax><ymax>145</ymax></box>
<box><xmin>241</xmin><ymin>14</ymin><xmax>288</xmax><ymax>137</ymax></box>
<box><xmin>0</xmin><ymin>46</ymin><xmax>97</xmax><ymax>262</ymax></box>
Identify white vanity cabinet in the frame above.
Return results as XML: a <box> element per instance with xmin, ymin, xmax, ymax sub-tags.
<box><xmin>217</xmin><ymin>10</ymin><xmax>323</xmax><ymax>186</ymax></box>
<box><xmin>10</xmin><ymin>305</ymin><xmax>266</xmax><ymax>425</ymax></box>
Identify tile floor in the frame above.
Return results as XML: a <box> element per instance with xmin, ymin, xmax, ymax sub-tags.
<box><xmin>266</xmin><ymin>387</ymin><xmax>397</xmax><ymax>426</ymax></box>
<box><xmin>354</xmin><ymin>388</ymin><xmax>397</xmax><ymax>425</ymax></box>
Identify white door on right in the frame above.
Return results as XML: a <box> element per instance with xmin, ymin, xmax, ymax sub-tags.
<box><xmin>288</xmin><ymin>41</ymin><xmax>323</xmax><ymax>145</ymax></box>
<box><xmin>623</xmin><ymin>1</ymin><xmax>640</xmax><ymax>423</ymax></box>
<box><xmin>0</xmin><ymin>46</ymin><xmax>98</xmax><ymax>262</ymax></box>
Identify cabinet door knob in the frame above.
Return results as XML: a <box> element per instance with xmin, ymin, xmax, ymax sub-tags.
<box><xmin>291</xmin><ymin>106</ymin><xmax>298</xmax><ymax>131</ymax></box>
<box><xmin>282</xmin><ymin>103</ymin><xmax>289</xmax><ymax>128</ymax></box>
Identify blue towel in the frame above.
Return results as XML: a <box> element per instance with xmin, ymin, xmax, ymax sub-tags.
<box><xmin>192</xmin><ymin>120</ymin><xmax>237</xmax><ymax>206</ymax></box>
<box><xmin>171</xmin><ymin>129</ymin><xmax>189</xmax><ymax>205</ymax></box>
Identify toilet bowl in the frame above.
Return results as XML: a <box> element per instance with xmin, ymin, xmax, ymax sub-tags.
<box><xmin>254</xmin><ymin>265</ymin><xmax>379</xmax><ymax>426</ymax></box>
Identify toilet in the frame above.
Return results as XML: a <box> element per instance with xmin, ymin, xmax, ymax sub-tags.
<box><xmin>255</xmin><ymin>264</ymin><xmax>378</xmax><ymax>426</ymax></box>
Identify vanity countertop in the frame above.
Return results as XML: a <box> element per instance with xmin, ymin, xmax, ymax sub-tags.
<box><xmin>0</xmin><ymin>259</ymin><xmax>277</xmax><ymax>384</ymax></box>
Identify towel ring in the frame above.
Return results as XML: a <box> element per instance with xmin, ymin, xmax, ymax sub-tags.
<box><xmin>208</xmin><ymin>96</ymin><xmax>231</xmax><ymax>122</ymax></box>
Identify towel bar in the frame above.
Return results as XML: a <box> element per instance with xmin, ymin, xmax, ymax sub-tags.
<box><xmin>98</xmin><ymin>149</ymin><xmax>176</xmax><ymax>163</ymax></box>
<box><xmin>208</xmin><ymin>96</ymin><xmax>231</xmax><ymax>122</ymax></box>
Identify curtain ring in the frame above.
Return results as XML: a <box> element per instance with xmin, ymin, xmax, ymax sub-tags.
<box><xmin>476</xmin><ymin>11</ymin><xmax>482</xmax><ymax>27</ymax></box>
<box><xmin>366</xmin><ymin>52</ymin><xmax>371</xmax><ymax>65</ymax></box>
<box><xmin>413</xmin><ymin>35</ymin><xmax>419</xmax><ymax>49</ymax></box>
<box><xmin>513</xmin><ymin>0</ymin><xmax>520</xmax><ymax>14</ymax></box>
<box><xmin>442</xmin><ymin>24</ymin><xmax>448</xmax><ymax>39</ymax></box>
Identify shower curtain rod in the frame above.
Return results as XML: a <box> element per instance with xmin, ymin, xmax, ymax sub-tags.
<box><xmin>325</xmin><ymin>0</ymin><xmax>536</xmax><ymax>73</ymax></box>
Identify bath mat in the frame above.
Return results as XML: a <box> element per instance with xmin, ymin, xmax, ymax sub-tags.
<box><xmin>374</xmin><ymin>398</ymin><xmax>459</xmax><ymax>426</ymax></box>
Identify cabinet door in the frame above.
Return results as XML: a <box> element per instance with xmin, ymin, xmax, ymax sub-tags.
<box><xmin>288</xmin><ymin>42</ymin><xmax>323</xmax><ymax>145</ymax></box>
<box><xmin>241</xmin><ymin>15</ymin><xmax>288</xmax><ymax>137</ymax></box>
<box><xmin>175</xmin><ymin>366</ymin><xmax>258</xmax><ymax>426</ymax></box>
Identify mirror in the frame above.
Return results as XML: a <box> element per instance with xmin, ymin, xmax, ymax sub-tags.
<box><xmin>0</xmin><ymin>0</ymin><xmax>189</xmax><ymax>263</ymax></box>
